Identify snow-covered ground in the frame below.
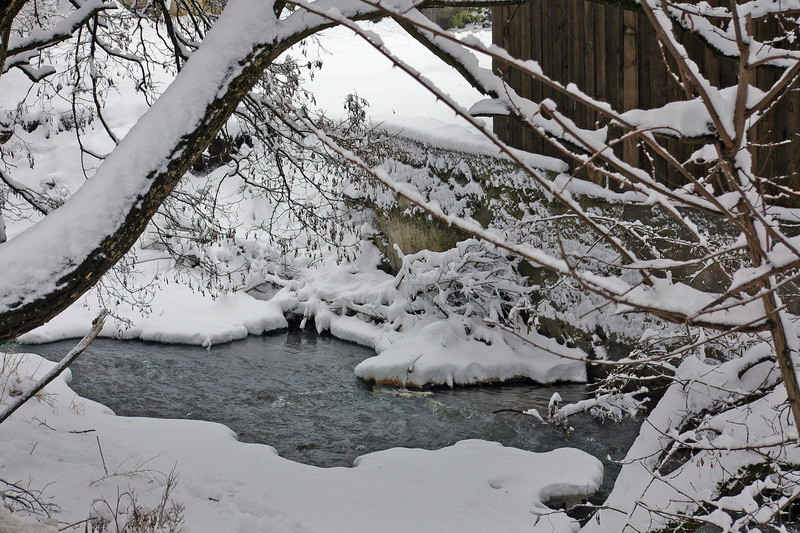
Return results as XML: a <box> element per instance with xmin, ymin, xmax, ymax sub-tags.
<box><xmin>0</xmin><ymin>352</ymin><xmax>603</xmax><ymax>533</ymax></box>
<box><xmin>302</xmin><ymin>22</ymin><xmax>492</xmax><ymax>143</ymax></box>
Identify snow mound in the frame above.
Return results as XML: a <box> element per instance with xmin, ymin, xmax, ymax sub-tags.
<box><xmin>19</xmin><ymin>284</ymin><xmax>288</xmax><ymax>347</ymax></box>
<box><xmin>0</xmin><ymin>508</ymin><xmax>59</xmax><ymax>533</ymax></box>
<box><xmin>356</xmin><ymin>316</ymin><xmax>586</xmax><ymax>387</ymax></box>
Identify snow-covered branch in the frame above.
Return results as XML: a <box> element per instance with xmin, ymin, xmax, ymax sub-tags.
<box><xmin>4</xmin><ymin>0</ymin><xmax>114</xmax><ymax>65</ymax></box>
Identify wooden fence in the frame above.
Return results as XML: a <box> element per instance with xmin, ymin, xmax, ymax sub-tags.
<box><xmin>492</xmin><ymin>1</ymin><xmax>799</xmax><ymax>203</ymax></box>
<box><xmin>118</xmin><ymin>0</ymin><xmax>223</xmax><ymax>16</ymax></box>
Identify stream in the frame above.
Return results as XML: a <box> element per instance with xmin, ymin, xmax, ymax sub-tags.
<box><xmin>23</xmin><ymin>329</ymin><xmax>641</xmax><ymax>502</ymax></box>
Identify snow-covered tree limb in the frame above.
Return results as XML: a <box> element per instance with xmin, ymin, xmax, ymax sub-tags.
<box><xmin>3</xmin><ymin>0</ymin><xmax>114</xmax><ymax>71</ymax></box>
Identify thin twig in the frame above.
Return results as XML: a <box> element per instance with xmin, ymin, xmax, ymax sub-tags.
<box><xmin>96</xmin><ymin>435</ymin><xmax>108</xmax><ymax>476</ymax></box>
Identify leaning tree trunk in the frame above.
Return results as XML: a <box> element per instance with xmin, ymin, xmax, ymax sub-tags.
<box><xmin>0</xmin><ymin>0</ymin><xmax>28</xmax><ymax>72</ymax></box>
<box><xmin>0</xmin><ymin>1</ymin><xmax>288</xmax><ymax>343</ymax></box>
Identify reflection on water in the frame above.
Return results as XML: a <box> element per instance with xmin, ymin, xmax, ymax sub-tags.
<box><xmin>22</xmin><ymin>330</ymin><xmax>641</xmax><ymax>499</ymax></box>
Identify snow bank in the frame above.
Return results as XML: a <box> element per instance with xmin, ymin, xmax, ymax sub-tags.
<box><xmin>0</xmin><ymin>352</ymin><xmax>603</xmax><ymax>533</ymax></box>
<box><xmin>19</xmin><ymin>283</ymin><xmax>289</xmax><ymax>347</ymax></box>
<box><xmin>356</xmin><ymin>317</ymin><xmax>586</xmax><ymax>387</ymax></box>
<box><xmin>21</xmin><ymin>242</ymin><xmax>588</xmax><ymax>387</ymax></box>
<box><xmin>297</xmin><ymin>249</ymin><xmax>588</xmax><ymax>387</ymax></box>
<box><xmin>583</xmin><ymin>346</ymin><xmax>800</xmax><ymax>532</ymax></box>
<box><xmin>0</xmin><ymin>508</ymin><xmax>58</xmax><ymax>533</ymax></box>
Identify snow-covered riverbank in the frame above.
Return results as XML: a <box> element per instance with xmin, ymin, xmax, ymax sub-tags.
<box><xmin>19</xmin><ymin>245</ymin><xmax>587</xmax><ymax>387</ymax></box>
<box><xmin>6</xmin><ymin>15</ymin><xmax>587</xmax><ymax>388</ymax></box>
<box><xmin>0</xmin><ymin>351</ymin><xmax>602</xmax><ymax>533</ymax></box>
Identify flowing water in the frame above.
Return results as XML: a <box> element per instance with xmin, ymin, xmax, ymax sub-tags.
<box><xmin>23</xmin><ymin>329</ymin><xmax>641</xmax><ymax>501</ymax></box>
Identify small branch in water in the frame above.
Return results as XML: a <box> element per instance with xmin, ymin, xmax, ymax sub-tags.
<box><xmin>492</xmin><ymin>408</ymin><xmax>524</xmax><ymax>415</ymax></box>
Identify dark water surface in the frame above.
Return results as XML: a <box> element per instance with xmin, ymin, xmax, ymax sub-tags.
<box><xmin>22</xmin><ymin>330</ymin><xmax>640</xmax><ymax>500</ymax></box>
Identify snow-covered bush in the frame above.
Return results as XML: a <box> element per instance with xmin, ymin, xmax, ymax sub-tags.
<box><xmin>395</xmin><ymin>239</ymin><xmax>528</xmax><ymax>327</ymax></box>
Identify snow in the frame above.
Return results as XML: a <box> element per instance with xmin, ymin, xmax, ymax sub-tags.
<box><xmin>19</xmin><ymin>284</ymin><xmax>289</xmax><ymax>346</ymax></box>
<box><xmin>7</xmin><ymin>4</ymin><xmax>799</xmax><ymax>531</ymax></box>
<box><xmin>619</xmin><ymin>85</ymin><xmax>767</xmax><ymax>140</ymax></box>
<box><xmin>328</xmin><ymin>315</ymin><xmax>382</xmax><ymax>348</ymax></box>
<box><xmin>300</xmin><ymin>20</ymin><xmax>492</xmax><ymax>145</ymax></box>
<box><xmin>356</xmin><ymin>317</ymin><xmax>586</xmax><ymax>387</ymax></box>
<box><xmin>0</xmin><ymin>351</ymin><xmax>604</xmax><ymax>533</ymax></box>
<box><xmin>0</xmin><ymin>0</ymin><xmax>283</xmax><ymax>313</ymax></box>
<box><xmin>6</xmin><ymin>1</ymin><xmax>114</xmax><ymax>68</ymax></box>
<box><xmin>583</xmin><ymin>346</ymin><xmax>800</xmax><ymax>533</ymax></box>
<box><xmin>0</xmin><ymin>507</ymin><xmax>58</xmax><ymax>533</ymax></box>
<box><xmin>20</xmin><ymin>244</ymin><xmax>587</xmax><ymax>387</ymax></box>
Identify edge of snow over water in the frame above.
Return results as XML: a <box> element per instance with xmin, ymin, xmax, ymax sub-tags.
<box><xmin>0</xmin><ymin>352</ymin><xmax>602</xmax><ymax>533</ymax></box>
<box><xmin>20</xmin><ymin>250</ymin><xmax>588</xmax><ymax>387</ymax></box>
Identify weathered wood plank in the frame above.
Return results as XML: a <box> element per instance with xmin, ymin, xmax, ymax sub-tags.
<box><xmin>492</xmin><ymin>0</ymin><xmax>798</xmax><ymax>205</ymax></box>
